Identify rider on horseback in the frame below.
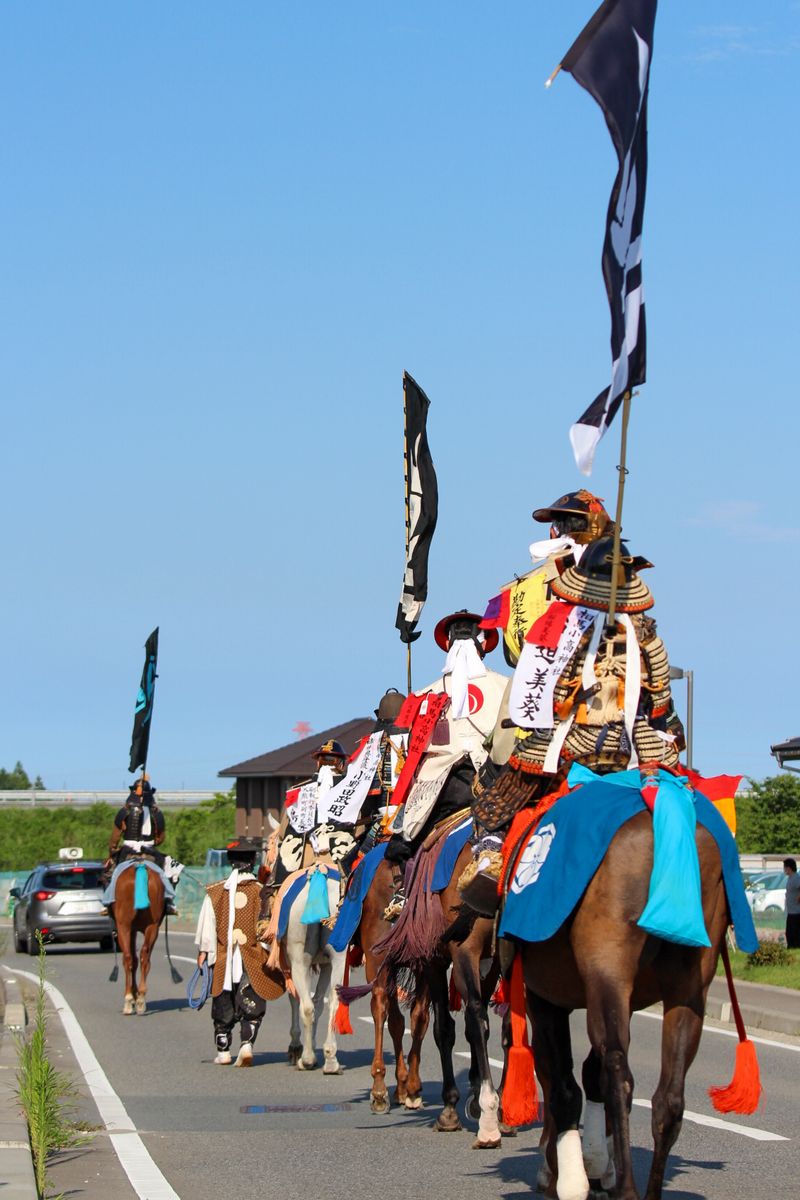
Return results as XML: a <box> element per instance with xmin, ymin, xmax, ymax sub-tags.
<box><xmin>382</xmin><ymin>610</ymin><xmax>508</xmax><ymax>920</ymax></box>
<box><xmin>106</xmin><ymin>778</ymin><xmax>178</xmax><ymax>916</ymax></box>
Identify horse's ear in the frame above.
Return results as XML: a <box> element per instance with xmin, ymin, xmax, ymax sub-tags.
<box><xmin>266</xmin><ymin>811</ymin><xmax>279</xmax><ymax>832</ymax></box>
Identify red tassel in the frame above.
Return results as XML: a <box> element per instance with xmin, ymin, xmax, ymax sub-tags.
<box><xmin>334</xmin><ymin>947</ymin><xmax>354</xmax><ymax>1036</ymax></box>
<box><xmin>709</xmin><ymin>1038</ymin><xmax>762</xmax><ymax>1115</ymax></box>
<box><xmin>334</xmin><ymin>1000</ymin><xmax>354</xmax><ymax>1035</ymax></box>
<box><xmin>500</xmin><ymin>954</ymin><xmax>538</xmax><ymax>1127</ymax></box>
<box><xmin>449</xmin><ymin>973</ymin><xmax>462</xmax><ymax>1012</ymax></box>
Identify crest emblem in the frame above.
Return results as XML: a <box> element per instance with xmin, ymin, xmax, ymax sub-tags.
<box><xmin>510</xmin><ymin>822</ymin><xmax>556</xmax><ymax>894</ymax></box>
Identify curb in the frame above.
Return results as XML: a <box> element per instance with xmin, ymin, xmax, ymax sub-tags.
<box><xmin>0</xmin><ymin>973</ymin><xmax>37</xmax><ymax>1200</ymax></box>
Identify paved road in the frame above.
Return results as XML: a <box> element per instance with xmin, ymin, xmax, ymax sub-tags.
<box><xmin>4</xmin><ymin>931</ymin><xmax>798</xmax><ymax>1200</ymax></box>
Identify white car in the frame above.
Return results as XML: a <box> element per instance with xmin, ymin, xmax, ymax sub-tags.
<box><xmin>748</xmin><ymin>870</ymin><xmax>788</xmax><ymax>918</ymax></box>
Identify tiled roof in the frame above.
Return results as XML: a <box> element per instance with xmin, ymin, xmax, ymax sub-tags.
<box><xmin>219</xmin><ymin>717</ymin><xmax>374</xmax><ymax>780</ymax></box>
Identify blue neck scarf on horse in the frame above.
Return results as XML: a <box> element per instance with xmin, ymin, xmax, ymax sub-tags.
<box><xmin>301</xmin><ymin>867</ymin><xmax>332</xmax><ymax>924</ymax></box>
<box><xmin>499</xmin><ymin>766</ymin><xmax>757</xmax><ymax>953</ymax></box>
<box><xmin>101</xmin><ymin>858</ymin><xmax>175</xmax><ymax>906</ymax></box>
<box><xmin>277</xmin><ymin>867</ymin><xmax>341</xmax><ymax>940</ymax></box>
<box><xmin>328</xmin><ymin>843</ymin><xmax>389</xmax><ymax>953</ymax></box>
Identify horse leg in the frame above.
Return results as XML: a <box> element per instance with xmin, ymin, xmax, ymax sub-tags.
<box><xmin>287</xmin><ymin>987</ymin><xmax>302</xmax><ymax>1065</ymax></box>
<box><xmin>585</xmin><ymin>980</ymin><xmax>637</xmax><ymax>1200</ymax></box>
<box><xmin>581</xmin><ymin>1050</ymin><xmax>615</xmax><ymax>1194</ymax></box>
<box><xmin>294</xmin><ymin>954</ymin><xmax>318</xmax><ymax>1070</ymax></box>
<box><xmin>116</xmin><ymin>924</ymin><xmax>136</xmax><ymax>1015</ymax></box>
<box><xmin>387</xmin><ymin>990</ymin><xmax>410</xmax><ymax>1105</ymax></box>
<box><xmin>528</xmin><ymin>992</ymin><xmax>588</xmax><ymax>1200</ymax></box>
<box><xmin>430</xmin><ymin>962</ymin><xmax>462</xmax><ymax>1133</ymax></box>
<box><xmin>135</xmin><ymin>924</ymin><xmax>157</xmax><ymax>1015</ymax></box>
<box><xmin>643</xmin><ymin>994</ymin><xmax>704</xmax><ymax>1200</ymax></box>
<box><xmin>368</xmin><ymin>959</ymin><xmax>392</xmax><ymax>1111</ymax></box>
<box><xmin>404</xmin><ymin>973</ymin><xmax>430</xmax><ymax>1110</ymax></box>
<box><xmin>321</xmin><ymin>949</ymin><xmax>345</xmax><ymax>1075</ymax></box>
<box><xmin>454</xmin><ymin>949</ymin><xmax>500</xmax><ymax>1149</ymax></box>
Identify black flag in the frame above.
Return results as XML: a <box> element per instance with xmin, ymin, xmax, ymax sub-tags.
<box><xmin>395</xmin><ymin>373</ymin><xmax>438</xmax><ymax>644</ymax></box>
<box><xmin>129</xmin><ymin>628</ymin><xmax>159</xmax><ymax>773</ymax></box>
<box><xmin>560</xmin><ymin>0</ymin><xmax>657</xmax><ymax>475</ymax></box>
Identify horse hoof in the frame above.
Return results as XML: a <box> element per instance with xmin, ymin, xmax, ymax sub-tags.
<box><xmin>122</xmin><ymin>1004</ymin><xmax>134</xmax><ymax>1016</ymax></box>
<box><xmin>370</xmin><ymin>1094</ymin><xmax>390</xmax><ymax>1115</ymax></box>
<box><xmin>472</xmin><ymin>1135</ymin><xmax>502</xmax><ymax>1150</ymax></box>
<box><xmin>434</xmin><ymin>1112</ymin><xmax>463</xmax><ymax>1133</ymax></box>
<box><xmin>404</xmin><ymin>1096</ymin><xmax>423</xmax><ymax>1111</ymax></box>
<box><xmin>297</xmin><ymin>1058</ymin><xmax>318</xmax><ymax>1071</ymax></box>
<box><xmin>287</xmin><ymin>1046</ymin><xmax>301</xmax><ymax>1065</ymax></box>
<box><xmin>322</xmin><ymin>1060</ymin><xmax>342</xmax><ymax>1075</ymax></box>
<box><xmin>135</xmin><ymin>998</ymin><xmax>146</xmax><ymax>1015</ymax></box>
<box><xmin>500</xmin><ymin>1122</ymin><xmax>518</xmax><ymax>1138</ymax></box>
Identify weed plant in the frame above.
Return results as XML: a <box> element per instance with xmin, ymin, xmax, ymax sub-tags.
<box><xmin>15</xmin><ymin>933</ymin><xmax>87</xmax><ymax>1197</ymax></box>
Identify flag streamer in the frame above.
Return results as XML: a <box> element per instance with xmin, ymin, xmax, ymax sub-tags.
<box><xmin>129</xmin><ymin>627</ymin><xmax>159</xmax><ymax>774</ymax></box>
<box><xmin>559</xmin><ymin>0</ymin><xmax>658</xmax><ymax>474</ymax></box>
<box><xmin>395</xmin><ymin>372</ymin><xmax>438</xmax><ymax>645</ymax></box>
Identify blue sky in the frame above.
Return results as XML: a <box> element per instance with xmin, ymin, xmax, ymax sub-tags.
<box><xmin>2</xmin><ymin>2</ymin><xmax>798</xmax><ymax>790</ymax></box>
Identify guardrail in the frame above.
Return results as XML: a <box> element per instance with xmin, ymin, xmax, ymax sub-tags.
<box><xmin>0</xmin><ymin>791</ymin><xmax>216</xmax><ymax>808</ymax></box>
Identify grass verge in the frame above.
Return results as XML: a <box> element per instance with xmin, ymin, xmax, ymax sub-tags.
<box><xmin>15</xmin><ymin>933</ymin><xmax>90</xmax><ymax>1197</ymax></box>
<box><xmin>717</xmin><ymin>945</ymin><xmax>800</xmax><ymax>990</ymax></box>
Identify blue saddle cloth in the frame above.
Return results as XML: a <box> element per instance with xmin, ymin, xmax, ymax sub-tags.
<box><xmin>499</xmin><ymin>767</ymin><xmax>757</xmax><ymax>953</ymax></box>
<box><xmin>102</xmin><ymin>858</ymin><xmax>174</xmax><ymax>906</ymax></box>
<box><xmin>328</xmin><ymin>844</ymin><xmax>388</xmax><ymax>953</ymax></box>
<box><xmin>430</xmin><ymin>815</ymin><xmax>473</xmax><ymax>893</ymax></box>
<box><xmin>277</xmin><ymin>867</ymin><xmax>341</xmax><ymax>941</ymax></box>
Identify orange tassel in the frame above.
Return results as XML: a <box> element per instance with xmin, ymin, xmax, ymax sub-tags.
<box><xmin>449</xmin><ymin>973</ymin><xmax>462</xmax><ymax>1012</ymax></box>
<box><xmin>709</xmin><ymin>1038</ymin><xmax>762</xmax><ymax>1114</ymax></box>
<box><xmin>334</xmin><ymin>1000</ymin><xmax>354</xmax><ymax>1035</ymax></box>
<box><xmin>500</xmin><ymin>954</ymin><xmax>538</xmax><ymax>1127</ymax></box>
<box><xmin>334</xmin><ymin>947</ymin><xmax>354</xmax><ymax>1036</ymax></box>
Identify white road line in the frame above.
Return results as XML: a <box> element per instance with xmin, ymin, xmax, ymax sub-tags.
<box><xmin>633</xmin><ymin>1008</ymin><xmax>800</xmax><ymax>1053</ymax></box>
<box><xmin>631</xmin><ymin>1098</ymin><xmax>788</xmax><ymax>1142</ymax></box>
<box><xmin>455</xmin><ymin>1049</ymin><xmax>504</xmax><ymax>1071</ymax></box>
<box><xmin>10</xmin><ymin>969</ymin><xmax>179</xmax><ymax>1200</ymax></box>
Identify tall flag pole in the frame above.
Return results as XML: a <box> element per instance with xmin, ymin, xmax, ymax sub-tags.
<box><xmin>395</xmin><ymin>372</ymin><xmax>439</xmax><ymax>690</ymax></box>
<box><xmin>128</xmin><ymin>627</ymin><xmax>159</xmax><ymax>778</ymax></box>
<box><xmin>548</xmin><ymin>0</ymin><xmax>657</xmax><ymax>477</ymax></box>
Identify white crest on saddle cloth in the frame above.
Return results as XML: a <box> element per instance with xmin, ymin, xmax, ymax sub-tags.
<box><xmin>509</xmin><ymin>605</ymin><xmax>598</xmax><ymax>730</ymax></box>
<box><xmin>510</xmin><ymin>823</ymin><xmax>556</xmax><ymax>895</ymax></box>
<box><xmin>317</xmin><ymin>731</ymin><xmax>383</xmax><ymax>826</ymax></box>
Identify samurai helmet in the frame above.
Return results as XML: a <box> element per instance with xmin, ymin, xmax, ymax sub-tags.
<box><xmin>433</xmin><ymin>610</ymin><xmax>500</xmax><ymax>655</ymax></box>
<box><xmin>549</xmin><ymin>536</ymin><xmax>654</xmax><ymax>613</ymax></box>
<box><xmin>532</xmin><ymin>490</ymin><xmax>613</xmax><ymax>544</ymax></box>
<box><xmin>374</xmin><ymin>688</ymin><xmax>406</xmax><ymax>723</ymax></box>
<box><xmin>312</xmin><ymin>739</ymin><xmax>348</xmax><ymax>768</ymax></box>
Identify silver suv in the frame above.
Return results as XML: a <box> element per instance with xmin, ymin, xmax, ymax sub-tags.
<box><xmin>11</xmin><ymin>861</ymin><xmax>115</xmax><ymax>954</ymax></box>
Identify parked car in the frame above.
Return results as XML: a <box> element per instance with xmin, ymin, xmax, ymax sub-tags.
<box><xmin>748</xmin><ymin>870</ymin><xmax>788</xmax><ymax>918</ymax></box>
<box><xmin>11</xmin><ymin>860</ymin><xmax>115</xmax><ymax>954</ymax></box>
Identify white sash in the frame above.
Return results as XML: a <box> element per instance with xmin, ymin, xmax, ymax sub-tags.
<box><xmin>443</xmin><ymin>639</ymin><xmax>486</xmax><ymax>719</ymax></box>
<box><xmin>509</xmin><ymin>606</ymin><xmax>599</xmax><ymax>730</ymax></box>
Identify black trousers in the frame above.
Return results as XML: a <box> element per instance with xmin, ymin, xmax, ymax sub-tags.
<box><xmin>786</xmin><ymin>913</ymin><xmax>800</xmax><ymax>949</ymax></box>
<box><xmin>212</xmin><ymin>971</ymin><xmax>266</xmax><ymax>1050</ymax></box>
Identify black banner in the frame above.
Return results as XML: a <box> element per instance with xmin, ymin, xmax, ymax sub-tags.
<box><xmin>128</xmin><ymin>627</ymin><xmax>159</xmax><ymax>773</ymax></box>
<box><xmin>562</xmin><ymin>0</ymin><xmax>657</xmax><ymax>474</ymax></box>
<box><xmin>395</xmin><ymin>373</ymin><xmax>438</xmax><ymax>643</ymax></box>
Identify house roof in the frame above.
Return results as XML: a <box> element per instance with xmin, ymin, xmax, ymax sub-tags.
<box><xmin>219</xmin><ymin>718</ymin><xmax>374</xmax><ymax>780</ymax></box>
<box><xmin>771</xmin><ymin>736</ymin><xmax>800</xmax><ymax>764</ymax></box>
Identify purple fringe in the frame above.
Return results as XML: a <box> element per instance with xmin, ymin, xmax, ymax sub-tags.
<box><xmin>372</xmin><ymin>839</ymin><xmax>450</xmax><ymax>981</ymax></box>
<box><xmin>336</xmin><ymin>981</ymin><xmax>374</xmax><ymax>1005</ymax></box>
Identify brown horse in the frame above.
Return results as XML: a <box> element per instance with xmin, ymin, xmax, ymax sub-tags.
<box><xmin>507</xmin><ymin>810</ymin><xmax>736</xmax><ymax>1200</ymax></box>
<box><xmin>109</xmin><ymin>862</ymin><xmax>165</xmax><ymax>1015</ymax></box>
<box><xmin>353</xmin><ymin>857</ymin><xmax>430</xmax><ymax>1113</ymax></box>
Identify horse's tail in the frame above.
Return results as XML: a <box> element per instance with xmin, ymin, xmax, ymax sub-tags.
<box><xmin>134</xmin><ymin>863</ymin><xmax>151</xmax><ymax>910</ymax></box>
<box><xmin>708</xmin><ymin>940</ymin><xmax>763</xmax><ymax>1114</ymax></box>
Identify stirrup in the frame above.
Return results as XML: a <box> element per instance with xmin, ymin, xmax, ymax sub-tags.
<box><xmin>383</xmin><ymin>891</ymin><xmax>406</xmax><ymax>922</ymax></box>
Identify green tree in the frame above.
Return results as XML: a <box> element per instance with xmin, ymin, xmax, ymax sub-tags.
<box><xmin>0</xmin><ymin>761</ymin><xmax>41</xmax><ymax>789</ymax></box>
<box><xmin>736</xmin><ymin>774</ymin><xmax>800</xmax><ymax>853</ymax></box>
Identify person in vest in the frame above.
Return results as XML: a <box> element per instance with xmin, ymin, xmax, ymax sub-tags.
<box><xmin>194</xmin><ymin>837</ymin><xmax>285</xmax><ymax>1066</ymax></box>
<box><xmin>383</xmin><ymin>610</ymin><xmax>508</xmax><ymax>919</ymax></box>
<box><xmin>106</xmin><ymin>778</ymin><xmax>178</xmax><ymax>915</ymax></box>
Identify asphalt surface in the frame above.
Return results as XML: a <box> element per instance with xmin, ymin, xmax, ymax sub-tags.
<box><xmin>3</xmin><ymin>930</ymin><xmax>799</xmax><ymax>1200</ymax></box>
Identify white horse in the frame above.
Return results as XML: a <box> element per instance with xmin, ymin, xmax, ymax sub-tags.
<box><xmin>281</xmin><ymin>868</ymin><xmax>348</xmax><ymax>1074</ymax></box>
